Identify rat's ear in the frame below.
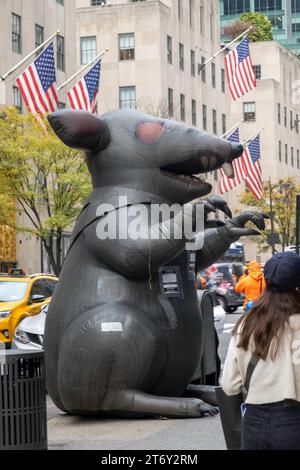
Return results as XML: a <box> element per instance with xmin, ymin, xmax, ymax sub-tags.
<box><xmin>47</xmin><ymin>110</ymin><xmax>110</xmax><ymax>153</ymax></box>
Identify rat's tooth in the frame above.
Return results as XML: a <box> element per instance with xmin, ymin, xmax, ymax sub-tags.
<box><xmin>222</xmin><ymin>162</ymin><xmax>235</xmax><ymax>179</ymax></box>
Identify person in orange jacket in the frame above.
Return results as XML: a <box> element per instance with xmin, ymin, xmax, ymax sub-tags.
<box><xmin>235</xmin><ymin>261</ymin><xmax>266</xmax><ymax>309</ymax></box>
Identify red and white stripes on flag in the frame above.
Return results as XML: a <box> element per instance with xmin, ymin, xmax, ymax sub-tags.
<box><xmin>219</xmin><ymin>132</ymin><xmax>263</xmax><ymax>200</ymax></box>
<box><xmin>67</xmin><ymin>60</ymin><xmax>101</xmax><ymax>114</ymax></box>
<box><xmin>219</xmin><ymin>129</ymin><xmax>247</xmax><ymax>194</ymax></box>
<box><xmin>219</xmin><ymin>159</ymin><xmax>247</xmax><ymax>194</ymax></box>
<box><xmin>224</xmin><ymin>35</ymin><xmax>256</xmax><ymax>101</ymax></box>
<box><xmin>16</xmin><ymin>43</ymin><xmax>58</xmax><ymax>116</ymax></box>
<box><xmin>243</xmin><ymin>135</ymin><xmax>263</xmax><ymax>200</ymax></box>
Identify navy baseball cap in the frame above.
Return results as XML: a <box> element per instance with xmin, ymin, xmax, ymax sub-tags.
<box><xmin>264</xmin><ymin>252</ymin><xmax>300</xmax><ymax>292</ymax></box>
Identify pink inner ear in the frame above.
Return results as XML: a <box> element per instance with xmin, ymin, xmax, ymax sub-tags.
<box><xmin>136</xmin><ymin>122</ymin><xmax>166</xmax><ymax>144</ymax></box>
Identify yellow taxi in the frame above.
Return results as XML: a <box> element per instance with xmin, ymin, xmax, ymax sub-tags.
<box><xmin>0</xmin><ymin>269</ymin><xmax>57</xmax><ymax>347</ymax></box>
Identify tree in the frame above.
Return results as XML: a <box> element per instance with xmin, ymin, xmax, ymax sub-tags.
<box><xmin>0</xmin><ymin>107</ymin><xmax>91</xmax><ymax>275</ymax></box>
<box><xmin>224</xmin><ymin>12</ymin><xmax>273</xmax><ymax>42</ymax></box>
<box><xmin>136</xmin><ymin>97</ymin><xmax>180</xmax><ymax>121</ymax></box>
<box><xmin>239</xmin><ymin>178</ymin><xmax>300</xmax><ymax>253</ymax></box>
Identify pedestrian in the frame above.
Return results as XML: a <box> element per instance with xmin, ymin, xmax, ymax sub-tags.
<box><xmin>235</xmin><ymin>260</ymin><xmax>265</xmax><ymax>310</ymax></box>
<box><xmin>221</xmin><ymin>252</ymin><xmax>300</xmax><ymax>450</ymax></box>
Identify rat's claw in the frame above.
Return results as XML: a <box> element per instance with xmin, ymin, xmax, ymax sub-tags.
<box><xmin>199</xmin><ymin>402</ymin><xmax>219</xmax><ymax>417</ymax></box>
<box><xmin>231</xmin><ymin>211</ymin><xmax>267</xmax><ymax>231</ymax></box>
<box><xmin>203</xmin><ymin>201</ymin><xmax>217</xmax><ymax>216</ymax></box>
<box><xmin>206</xmin><ymin>195</ymin><xmax>232</xmax><ymax>218</ymax></box>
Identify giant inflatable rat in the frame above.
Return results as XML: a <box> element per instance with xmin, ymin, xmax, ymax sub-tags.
<box><xmin>44</xmin><ymin>109</ymin><xmax>266</xmax><ymax>418</ymax></box>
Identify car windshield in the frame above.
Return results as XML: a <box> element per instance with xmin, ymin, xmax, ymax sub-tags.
<box><xmin>0</xmin><ymin>281</ymin><xmax>28</xmax><ymax>302</ymax></box>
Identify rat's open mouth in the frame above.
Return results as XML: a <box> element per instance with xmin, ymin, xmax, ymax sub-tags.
<box><xmin>160</xmin><ymin>170</ymin><xmax>206</xmax><ymax>187</ymax></box>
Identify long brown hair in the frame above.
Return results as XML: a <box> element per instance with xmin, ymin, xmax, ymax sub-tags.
<box><xmin>232</xmin><ymin>284</ymin><xmax>300</xmax><ymax>360</ymax></box>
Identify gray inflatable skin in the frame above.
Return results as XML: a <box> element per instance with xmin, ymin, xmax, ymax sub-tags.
<box><xmin>45</xmin><ymin>109</ymin><xmax>266</xmax><ymax>418</ymax></box>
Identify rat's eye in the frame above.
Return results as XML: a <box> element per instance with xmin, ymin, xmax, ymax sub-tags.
<box><xmin>135</xmin><ymin>122</ymin><xmax>166</xmax><ymax>144</ymax></box>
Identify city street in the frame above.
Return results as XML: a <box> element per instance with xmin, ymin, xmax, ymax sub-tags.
<box><xmin>46</xmin><ymin>311</ymin><xmax>243</xmax><ymax>451</ymax></box>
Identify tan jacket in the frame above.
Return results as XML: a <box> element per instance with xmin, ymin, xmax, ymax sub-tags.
<box><xmin>221</xmin><ymin>315</ymin><xmax>300</xmax><ymax>404</ymax></box>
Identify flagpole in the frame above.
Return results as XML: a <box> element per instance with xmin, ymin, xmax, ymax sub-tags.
<box><xmin>220</xmin><ymin>120</ymin><xmax>243</xmax><ymax>139</ymax></box>
<box><xmin>0</xmin><ymin>31</ymin><xmax>60</xmax><ymax>81</ymax></box>
<box><xmin>198</xmin><ymin>26</ymin><xmax>252</xmax><ymax>73</ymax></box>
<box><xmin>242</xmin><ymin>127</ymin><xmax>264</xmax><ymax>146</ymax></box>
<box><xmin>58</xmin><ymin>48</ymin><xmax>109</xmax><ymax>92</ymax></box>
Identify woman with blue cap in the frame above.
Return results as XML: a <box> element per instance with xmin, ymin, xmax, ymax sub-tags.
<box><xmin>221</xmin><ymin>252</ymin><xmax>300</xmax><ymax>450</ymax></box>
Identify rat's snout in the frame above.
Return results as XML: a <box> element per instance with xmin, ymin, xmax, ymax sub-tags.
<box><xmin>221</xmin><ymin>142</ymin><xmax>244</xmax><ymax>179</ymax></box>
<box><xmin>228</xmin><ymin>143</ymin><xmax>244</xmax><ymax>161</ymax></box>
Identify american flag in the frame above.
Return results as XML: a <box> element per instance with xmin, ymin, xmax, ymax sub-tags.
<box><xmin>224</xmin><ymin>36</ymin><xmax>256</xmax><ymax>101</ymax></box>
<box><xmin>16</xmin><ymin>43</ymin><xmax>58</xmax><ymax>116</ymax></box>
<box><xmin>219</xmin><ymin>129</ymin><xmax>247</xmax><ymax>194</ymax></box>
<box><xmin>67</xmin><ymin>60</ymin><xmax>101</xmax><ymax>113</ymax></box>
<box><xmin>243</xmin><ymin>135</ymin><xmax>263</xmax><ymax>200</ymax></box>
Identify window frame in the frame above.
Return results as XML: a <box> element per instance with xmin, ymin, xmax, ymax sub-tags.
<box><xmin>243</xmin><ymin>102</ymin><xmax>256</xmax><ymax>122</ymax></box>
<box><xmin>179</xmin><ymin>43</ymin><xmax>184</xmax><ymax>71</ymax></box>
<box><xmin>119</xmin><ymin>33</ymin><xmax>135</xmax><ymax>61</ymax></box>
<box><xmin>57</xmin><ymin>34</ymin><xmax>65</xmax><ymax>71</ymax></box>
<box><xmin>119</xmin><ymin>86</ymin><xmax>136</xmax><ymax>109</ymax></box>
<box><xmin>12</xmin><ymin>13</ymin><xmax>22</xmax><ymax>54</ymax></box>
<box><xmin>180</xmin><ymin>93</ymin><xmax>185</xmax><ymax>122</ymax></box>
<box><xmin>80</xmin><ymin>36</ymin><xmax>97</xmax><ymax>65</ymax></box>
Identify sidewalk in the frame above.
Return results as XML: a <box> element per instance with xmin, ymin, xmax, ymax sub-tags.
<box><xmin>47</xmin><ymin>411</ymin><xmax>226</xmax><ymax>450</ymax></box>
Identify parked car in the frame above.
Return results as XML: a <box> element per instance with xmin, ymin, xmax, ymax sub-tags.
<box><xmin>0</xmin><ymin>270</ymin><xmax>57</xmax><ymax>347</ymax></box>
<box><xmin>199</xmin><ymin>262</ymin><xmax>245</xmax><ymax>313</ymax></box>
<box><xmin>12</xmin><ymin>304</ymin><xmax>48</xmax><ymax>350</ymax></box>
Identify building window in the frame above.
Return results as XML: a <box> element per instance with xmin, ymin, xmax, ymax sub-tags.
<box><xmin>212</xmin><ymin>109</ymin><xmax>217</xmax><ymax>134</ymax></box>
<box><xmin>291</xmin><ymin>147</ymin><xmax>294</xmax><ymax>167</ymax></box>
<box><xmin>290</xmin><ymin>110</ymin><xmax>294</xmax><ymax>130</ymax></box>
<box><xmin>189</xmin><ymin>0</ymin><xmax>193</xmax><ymax>27</ymax></box>
<box><xmin>167</xmin><ymin>36</ymin><xmax>172</xmax><ymax>64</ymax></box>
<box><xmin>222</xmin><ymin>114</ymin><xmax>226</xmax><ymax>135</ymax></box>
<box><xmin>192</xmin><ymin>99</ymin><xmax>196</xmax><ymax>126</ymax></box>
<box><xmin>200</xmin><ymin>5</ymin><xmax>204</xmax><ymax>35</ymax></box>
<box><xmin>35</xmin><ymin>24</ymin><xmax>44</xmax><ymax>50</ymax></box>
<box><xmin>80</xmin><ymin>37</ymin><xmax>97</xmax><ymax>65</ymax></box>
<box><xmin>13</xmin><ymin>86</ymin><xmax>22</xmax><ymax>112</ymax></box>
<box><xmin>296</xmin><ymin>114</ymin><xmax>299</xmax><ymax>133</ymax></box>
<box><xmin>201</xmin><ymin>57</ymin><xmax>206</xmax><ymax>82</ymax></box>
<box><xmin>223</xmin><ymin>0</ymin><xmax>251</xmax><ymax>15</ymax></box>
<box><xmin>284</xmin><ymin>106</ymin><xmax>287</xmax><ymax>127</ymax></box>
<box><xmin>57</xmin><ymin>35</ymin><xmax>65</xmax><ymax>71</ymax></box>
<box><xmin>119</xmin><ymin>33</ymin><xmax>135</xmax><ymax>61</ymax></box>
<box><xmin>12</xmin><ymin>14</ymin><xmax>21</xmax><ymax>54</ymax></box>
<box><xmin>253</xmin><ymin>65</ymin><xmax>261</xmax><ymax>80</ymax></box>
<box><xmin>178</xmin><ymin>0</ymin><xmax>181</xmax><ymax>19</ymax></box>
<box><xmin>285</xmin><ymin>144</ymin><xmax>288</xmax><ymax>164</ymax></box>
<box><xmin>278</xmin><ymin>103</ymin><xmax>281</xmax><ymax>124</ymax></box>
<box><xmin>254</xmin><ymin>0</ymin><xmax>282</xmax><ymax>12</ymax></box>
<box><xmin>297</xmin><ymin>150</ymin><xmax>300</xmax><ymax>169</ymax></box>
<box><xmin>191</xmin><ymin>50</ymin><xmax>195</xmax><ymax>77</ymax></box>
<box><xmin>179</xmin><ymin>43</ymin><xmax>184</xmax><ymax>71</ymax></box>
<box><xmin>243</xmin><ymin>102</ymin><xmax>256</xmax><ymax>121</ymax></box>
<box><xmin>202</xmin><ymin>104</ymin><xmax>207</xmax><ymax>130</ymax></box>
<box><xmin>91</xmin><ymin>0</ymin><xmax>105</xmax><ymax>5</ymax></box>
<box><xmin>119</xmin><ymin>86</ymin><xmax>136</xmax><ymax>109</ymax></box>
<box><xmin>212</xmin><ymin>63</ymin><xmax>216</xmax><ymax>88</ymax></box>
<box><xmin>168</xmin><ymin>88</ymin><xmax>173</xmax><ymax>117</ymax></box>
<box><xmin>221</xmin><ymin>68</ymin><xmax>225</xmax><ymax>93</ymax></box>
<box><xmin>180</xmin><ymin>94</ymin><xmax>185</xmax><ymax>121</ymax></box>
<box><xmin>56</xmin><ymin>0</ymin><xmax>64</xmax><ymax>5</ymax></box>
<box><xmin>278</xmin><ymin>141</ymin><xmax>282</xmax><ymax>162</ymax></box>
<box><xmin>292</xmin><ymin>0</ymin><xmax>300</xmax><ymax>13</ymax></box>
<box><xmin>210</xmin><ymin>12</ymin><xmax>214</xmax><ymax>41</ymax></box>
